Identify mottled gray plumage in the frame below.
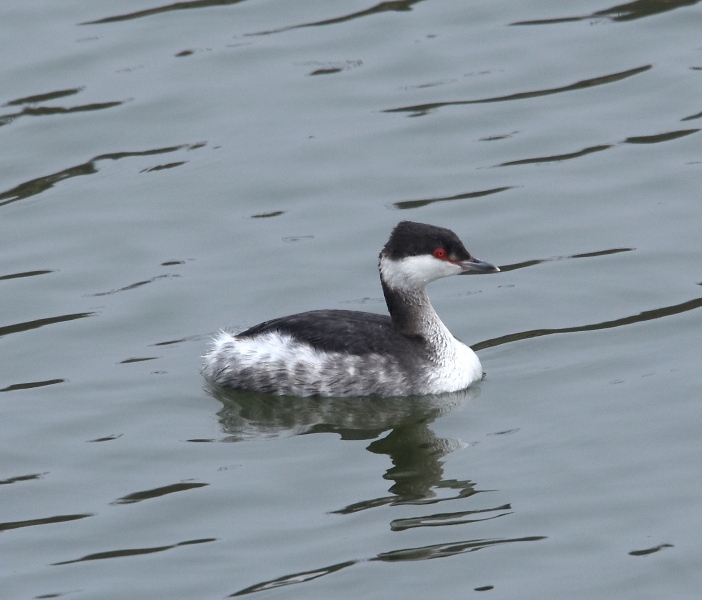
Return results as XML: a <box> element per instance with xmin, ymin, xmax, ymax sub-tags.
<box><xmin>203</xmin><ymin>221</ymin><xmax>498</xmax><ymax>397</ymax></box>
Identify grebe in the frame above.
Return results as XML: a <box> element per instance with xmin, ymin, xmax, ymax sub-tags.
<box><xmin>203</xmin><ymin>221</ymin><xmax>499</xmax><ymax>397</ymax></box>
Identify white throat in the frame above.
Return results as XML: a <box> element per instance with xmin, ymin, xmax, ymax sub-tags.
<box><xmin>379</xmin><ymin>254</ymin><xmax>462</xmax><ymax>291</ymax></box>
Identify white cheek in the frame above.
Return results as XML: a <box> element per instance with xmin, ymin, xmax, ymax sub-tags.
<box><xmin>380</xmin><ymin>255</ymin><xmax>461</xmax><ymax>289</ymax></box>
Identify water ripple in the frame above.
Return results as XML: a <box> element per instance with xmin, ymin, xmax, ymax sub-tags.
<box><xmin>0</xmin><ymin>144</ymin><xmax>202</xmax><ymax>208</ymax></box>
<box><xmin>0</xmin><ymin>513</ymin><xmax>92</xmax><ymax>533</ymax></box>
<box><xmin>229</xmin><ymin>536</ymin><xmax>545</xmax><ymax>596</ymax></box>
<box><xmin>376</xmin><ymin>535</ymin><xmax>547</xmax><ymax>561</ymax></box>
<box><xmin>629</xmin><ymin>542</ymin><xmax>674</xmax><ymax>556</ymax></box>
<box><xmin>392</xmin><ymin>186</ymin><xmax>514</xmax><ymax>209</ymax></box>
<box><xmin>681</xmin><ymin>109</ymin><xmax>702</xmax><ymax>122</ymax></box>
<box><xmin>52</xmin><ymin>538</ymin><xmax>215</xmax><ymax>566</ymax></box>
<box><xmin>0</xmin><ymin>85</ymin><xmax>124</xmax><ymax>127</ymax></box>
<box><xmin>390</xmin><ymin>504</ymin><xmax>512</xmax><ymax>531</ymax></box>
<box><xmin>246</xmin><ymin>0</ymin><xmax>424</xmax><ymax>37</ymax></box>
<box><xmin>0</xmin><ymin>472</ymin><xmax>48</xmax><ymax>485</ymax></box>
<box><xmin>0</xmin><ymin>270</ymin><xmax>53</xmax><ymax>281</ymax></box>
<box><xmin>0</xmin><ymin>313</ymin><xmax>94</xmax><ymax>338</ymax></box>
<box><xmin>493</xmin><ymin>128</ymin><xmax>698</xmax><ymax>168</ymax></box>
<box><xmin>119</xmin><ymin>357</ymin><xmax>159</xmax><ymax>364</ymax></box>
<box><xmin>81</xmin><ymin>0</ymin><xmax>248</xmax><ymax>25</ymax></box>
<box><xmin>488</xmin><ymin>247</ymin><xmax>634</xmax><ymax>274</ymax></box>
<box><xmin>111</xmin><ymin>482</ymin><xmax>209</xmax><ymax>505</ymax></box>
<box><xmin>0</xmin><ymin>100</ymin><xmax>125</xmax><ymax>128</ymax></box>
<box><xmin>624</xmin><ymin>129</ymin><xmax>699</xmax><ymax>144</ymax></box>
<box><xmin>90</xmin><ymin>274</ymin><xmax>178</xmax><ymax>297</ymax></box>
<box><xmin>0</xmin><ymin>379</ymin><xmax>64</xmax><ymax>393</ymax></box>
<box><xmin>496</xmin><ymin>145</ymin><xmax>612</xmax><ymax>167</ymax></box>
<box><xmin>333</xmin><ymin>477</ymin><xmax>481</xmax><ymax>514</ymax></box>
<box><xmin>474</xmin><ymin>297</ymin><xmax>702</xmax><ymax>351</ymax></box>
<box><xmin>384</xmin><ymin>65</ymin><xmax>652</xmax><ymax>117</ymax></box>
<box><xmin>512</xmin><ymin>0</ymin><xmax>701</xmax><ymax>25</ymax></box>
<box><xmin>230</xmin><ymin>560</ymin><xmax>356</xmax><ymax>596</ymax></box>
<box><xmin>4</xmin><ymin>88</ymin><xmax>83</xmax><ymax>105</ymax></box>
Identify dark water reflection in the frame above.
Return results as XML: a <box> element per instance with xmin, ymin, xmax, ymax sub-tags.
<box><xmin>245</xmin><ymin>0</ymin><xmax>425</xmax><ymax>36</ymax></box>
<box><xmin>0</xmin><ymin>144</ymin><xmax>203</xmax><ymax>207</ymax></box>
<box><xmin>0</xmin><ymin>513</ymin><xmax>91</xmax><ymax>533</ymax></box>
<box><xmin>495</xmin><ymin>247</ymin><xmax>635</xmax><ymax>274</ymax></box>
<box><xmin>474</xmin><ymin>296</ymin><xmax>702</xmax><ymax>351</ymax></box>
<box><xmin>211</xmin><ymin>385</ymin><xmax>536</xmax><ymax>595</ymax></box>
<box><xmin>212</xmin><ymin>386</ymin><xmax>476</xmax><ymax>442</ymax></box>
<box><xmin>494</xmin><ymin>129</ymin><xmax>699</xmax><ymax>167</ymax></box>
<box><xmin>511</xmin><ymin>0</ymin><xmax>701</xmax><ymax>25</ymax></box>
<box><xmin>214</xmin><ymin>381</ymin><xmax>542</xmax><ymax>597</ymax></box>
<box><xmin>82</xmin><ymin>0</ymin><xmax>424</xmax><ymax>29</ymax></box>
<box><xmin>211</xmin><ymin>386</ymin><xmax>481</xmax><ymax>504</ymax></box>
<box><xmin>51</xmin><ymin>538</ymin><xmax>216</xmax><ymax>566</ymax></box>
<box><xmin>384</xmin><ymin>65</ymin><xmax>652</xmax><ymax>117</ymax></box>
<box><xmin>80</xmin><ymin>0</ymin><xmax>249</xmax><ymax>25</ymax></box>
<box><xmin>230</xmin><ymin>533</ymin><xmax>545</xmax><ymax>597</ymax></box>
<box><xmin>391</xmin><ymin>186</ymin><xmax>514</xmax><ymax>210</ymax></box>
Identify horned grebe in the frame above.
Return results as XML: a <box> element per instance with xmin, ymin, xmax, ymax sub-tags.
<box><xmin>203</xmin><ymin>221</ymin><xmax>499</xmax><ymax>397</ymax></box>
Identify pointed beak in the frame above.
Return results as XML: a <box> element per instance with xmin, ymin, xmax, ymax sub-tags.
<box><xmin>458</xmin><ymin>256</ymin><xmax>500</xmax><ymax>274</ymax></box>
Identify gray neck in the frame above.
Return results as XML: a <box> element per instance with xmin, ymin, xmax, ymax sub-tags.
<box><xmin>381</xmin><ymin>282</ymin><xmax>451</xmax><ymax>343</ymax></box>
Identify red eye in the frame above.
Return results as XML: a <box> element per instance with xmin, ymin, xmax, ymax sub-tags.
<box><xmin>433</xmin><ymin>248</ymin><xmax>447</xmax><ymax>260</ymax></box>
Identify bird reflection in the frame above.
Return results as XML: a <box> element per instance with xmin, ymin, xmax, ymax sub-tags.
<box><xmin>209</xmin><ymin>385</ymin><xmax>480</xmax><ymax>505</ymax></box>
<box><xmin>210</xmin><ymin>385</ymin><xmax>533</xmax><ymax>598</ymax></box>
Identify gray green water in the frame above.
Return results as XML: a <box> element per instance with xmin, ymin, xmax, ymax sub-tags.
<box><xmin>1</xmin><ymin>1</ymin><xmax>701</xmax><ymax>598</ymax></box>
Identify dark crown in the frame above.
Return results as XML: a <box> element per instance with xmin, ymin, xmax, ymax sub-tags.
<box><xmin>381</xmin><ymin>221</ymin><xmax>472</xmax><ymax>261</ymax></box>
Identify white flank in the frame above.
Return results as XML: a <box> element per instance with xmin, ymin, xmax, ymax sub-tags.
<box><xmin>205</xmin><ymin>330</ymin><xmax>330</xmax><ymax>373</ymax></box>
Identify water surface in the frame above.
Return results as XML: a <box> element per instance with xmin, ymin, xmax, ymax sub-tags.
<box><xmin>1</xmin><ymin>1</ymin><xmax>701</xmax><ymax>598</ymax></box>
